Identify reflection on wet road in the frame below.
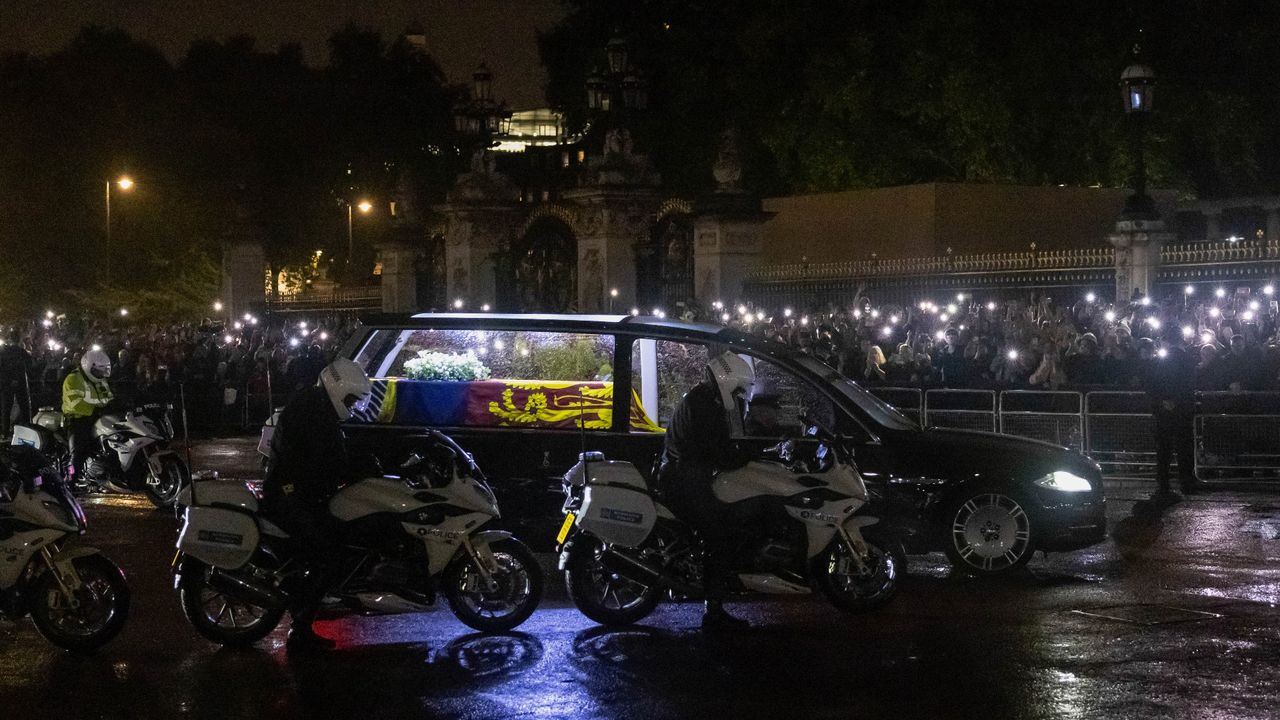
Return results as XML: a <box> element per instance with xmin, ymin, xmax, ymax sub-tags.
<box><xmin>2</xmin><ymin>482</ymin><xmax>1278</xmax><ymax>719</ymax></box>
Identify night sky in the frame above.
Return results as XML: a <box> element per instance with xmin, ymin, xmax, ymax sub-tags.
<box><xmin>0</xmin><ymin>0</ymin><xmax>564</xmax><ymax>109</ymax></box>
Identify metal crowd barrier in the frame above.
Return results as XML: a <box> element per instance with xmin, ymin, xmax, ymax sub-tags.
<box><xmin>875</xmin><ymin>387</ymin><xmax>1280</xmax><ymax>480</ymax></box>
<box><xmin>869</xmin><ymin>387</ymin><xmax>923</xmax><ymax>426</ymax></box>
<box><xmin>999</xmin><ymin>391</ymin><xmax>1084</xmax><ymax>452</ymax></box>
<box><xmin>924</xmin><ymin>389</ymin><xmax>997</xmax><ymax>432</ymax></box>
<box><xmin>1083</xmin><ymin>391</ymin><xmax>1157</xmax><ymax>477</ymax></box>
<box><xmin>1195</xmin><ymin>392</ymin><xmax>1280</xmax><ymax>474</ymax></box>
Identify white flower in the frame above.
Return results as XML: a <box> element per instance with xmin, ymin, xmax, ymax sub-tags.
<box><xmin>403</xmin><ymin>350</ymin><xmax>492</xmax><ymax>381</ymax></box>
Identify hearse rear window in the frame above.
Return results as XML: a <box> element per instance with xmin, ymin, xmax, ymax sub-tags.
<box><xmin>353</xmin><ymin>329</ymin><xmax>658</xmax><ymax>432</ymax></box>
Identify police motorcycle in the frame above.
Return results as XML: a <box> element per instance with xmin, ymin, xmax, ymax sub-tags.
<box><xmin>0</xmin><ymin>444</ymin><xmax>130</xmax><ymax>652</ymax></box>
<box><xmin>11</xmin><ymin>401</ymin><xmax>189</xmax><ymax>509</ymax></box>
<box><xmin>172</xmin><ymin>430</ymin><xmax>544</xmax><ymax>646</ymax></box>
<box><xmin>556</xmin><ymin>417</ymin><xmax>901</xmax><ymax>625</ymax></box>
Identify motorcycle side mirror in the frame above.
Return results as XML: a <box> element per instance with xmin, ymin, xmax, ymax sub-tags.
<box><xmin>401</xmin><ymin>452</ymin><xmax>424</xmax><ymax>470</ymax></box>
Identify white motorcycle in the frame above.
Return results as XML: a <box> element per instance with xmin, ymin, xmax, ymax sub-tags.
<box><xmin>172</xmin><ymin>431</ymin><xmax>544</xmax><ymax>646</ymax></box>
<box><xmin>11</xmin><ymin>403</ymin><xmax>189</xmax><ymax>508</ymax></box>
<box><xmin>556</xmin><ymin>420</ymin><xmax>901</xmax><ymax>625</ymax></box>
<box><xmin>0</xmin><ymin>445</ymin><xmax>130</xmax><ymax>652</ymax></box>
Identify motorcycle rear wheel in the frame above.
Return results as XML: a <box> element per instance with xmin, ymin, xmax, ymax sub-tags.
<box><xmin>812</xmin><ymin>535</ymin><xmax>901</xmax><ymax>614</ymax></box>
<box><xmin>564</xmin><ymin>541</ymin><xmax>660</xmax><ymax>626</ymax></box>
<box><xmin>143</xmin><ymin>457</ymin><xmax>189</xmax><ymax>509</ymax></box>
<box><xmin>179</xmin><ymin>560</ymin><xmax>284</xmax><ymax>646</ymax></box>
<box><xmin>28</xmin><ymin>554</ymin><xmax>130</xmax><ymax>653</ymax></box>
<box><xmin>443</xmin><ymin>537</ymin><xmax>543</xmax><ymax>633</ymax></box>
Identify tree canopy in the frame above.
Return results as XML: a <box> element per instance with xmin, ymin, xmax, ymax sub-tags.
<box><xmin>539</xmin><ymin>0</ymin><xmax>1280</xmax><ymax>199</ymax></box>
<box><xmin>0</xmin><ymin>25</ymin><xmax>462</xmax><ymax>319</ymax></box>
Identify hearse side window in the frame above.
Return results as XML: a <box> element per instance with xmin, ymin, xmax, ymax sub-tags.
<box><xmin>747</xmin><ymin>356</ymin><xmax>836</xmax><ymax>438</ymax></box>
<box><xmin>353</xmin><ymin>329</ymin><xmax>627</xmax><ymax>431</ymax></box>
<box><xmin>629</xmin><ymin>339</ymin><xmax>719</xmax><ymax>431</ymax></box>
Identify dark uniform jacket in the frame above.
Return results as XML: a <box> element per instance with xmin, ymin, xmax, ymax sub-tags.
<box><xmin>263</xmin><ymin>385</ymin><xmax>354</xmax><ymax>510</ymax></box>
<box><xmin>659</xmin><ymin>380</ymin><xmax>750</xmax><ymax>486</ymax></box>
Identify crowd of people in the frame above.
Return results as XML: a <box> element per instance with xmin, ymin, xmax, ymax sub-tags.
<box><xmin>697</xmin><ymin>287</ymin><xmax>1280</xmax><ymax>392</ymax></box>
<box><xmin>0</xmin><ymin>311</ymin><xmax>359</xmax><ymax>431</ymax></box>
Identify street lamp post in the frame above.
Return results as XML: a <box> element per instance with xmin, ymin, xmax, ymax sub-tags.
<box><xmin>345</xmin><ymin>198</ymin><xmax>374</xmax><ymax>269</ymax></box>
<box><xmin>1120</xmin><ymin>51</ymin><xmax>1156</xmax><ymax>218</ymax></box>
<box><xmin>104</xmin><ymin>176</ymin><xmax>134</xmax><ymax>283</ymax></box>
<box><xmin>453</xmin><ymin>64</ymin><xmax>512</xmax><ymax>149</ymax></box>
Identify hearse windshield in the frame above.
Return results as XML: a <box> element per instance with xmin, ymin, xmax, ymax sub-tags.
<box><xmin>792</xmin><ymin>356</ymin><xmax>920</xmax><ymax>432</ymax></box>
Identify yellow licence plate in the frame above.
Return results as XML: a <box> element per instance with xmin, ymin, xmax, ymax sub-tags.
<box><xmin>556</xmin><ymin>513</ymin><xmax>576</xmax><ymax>544</ymax></box>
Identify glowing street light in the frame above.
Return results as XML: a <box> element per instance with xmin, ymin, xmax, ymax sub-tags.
<box><xmin>453</xmin><ymin>298</ymin><xmax>464</xmax><ymax>309</ymax></box>
<box><xmin>105</xmin><ymin>175</ymin><xmax>136</xmax><ymax>284</ymax></box>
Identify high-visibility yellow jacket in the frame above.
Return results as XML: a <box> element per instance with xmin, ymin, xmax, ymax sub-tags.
<box><xmin>62</xmin><ymin>369</ymin><xmax>114</xmax><ymax>419</ymax></box>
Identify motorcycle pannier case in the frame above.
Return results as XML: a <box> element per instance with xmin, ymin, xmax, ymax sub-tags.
<box><xmin>10</xmin><ymin>424</ymin><xmax>54</xmax><ymax>452</ymax></box>
<box><xmin>178</xmin><ymin>506</ymin><xmax>260</xmax><ymax>569</ymax></box>
<box><xmin>577</xmin><ymin>461</ymin><xmax>657</xmax><ymax>548</ymax></box>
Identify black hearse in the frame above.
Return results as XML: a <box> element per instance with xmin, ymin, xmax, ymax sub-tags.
<box><xmin>339</xmin><ymin>313</ymin><xmax>1106</xmax><ymax>576</ymax></box>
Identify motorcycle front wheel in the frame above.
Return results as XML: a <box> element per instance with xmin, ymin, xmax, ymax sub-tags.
<box><xmin>178</xmin><ymin>559</ymin><xmax>284</xmax><ymax>646</ymax></box>
<box><xmin>812</xmin><ymin>534</ymin><xmax>901</xmax><ymax>614</ymax></box>
<box><xmin>443</xmin><ymin>537</ymin><xmax>543</xmax><ymax>633</ymax></box>
<box><xmin>28</xmin><ymin>553</ymin><xmax>130</xmax><ymax>653</ymax></box>
<box><xmin>564</xmin><ymin>540</ymin><xmax>660</xmax><ymax>626</ymax></box>
<box><xmin>144</xmin><ymin>457</ymin><xmax>189</xmax><ymax>509</ymax></box>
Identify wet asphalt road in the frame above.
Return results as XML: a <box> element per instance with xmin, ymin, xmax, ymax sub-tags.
<box><xmin>2</xmin><ymin>439</ymin><xmax>1279</xmax><ymax>719</ymax></box>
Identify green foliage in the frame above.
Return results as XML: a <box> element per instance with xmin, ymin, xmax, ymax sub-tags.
<box><xmin>510</xmin><ymin>335</ymin><xmax>613</xmax><ymax>382</ymax></box>
<box><xmin>0</xmin><ymin>24</ymin><xmax>463</xmax><ymax>319</ymax></box>
<box><xmin>540</xmin><ymin>1</ymin><xmax>1280</xmax><ymax>198</ymax></box>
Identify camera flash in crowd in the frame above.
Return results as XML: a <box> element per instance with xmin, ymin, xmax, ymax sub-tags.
<box><xmin>1104</xmin><ymin>310</ymin><xmax>1116</xmax><ymax>322</ymax></box>
<box><xmin>288</xmin><ymin>337</ymin><xmax>300</xmax><ymax>348</ymax></box>
<box><xmin>934</xmin><ymin>330</ymin><xmax>946</xmax><ymax>341</ymax></box>
<box><xmin>737</xmin><ymin>305</ymin><xmax>747</xmax><ymax>315</ymax></box>
<box><xmin>720</xmin><ymin>312</ymin><xmax>730</xmax><ymax>322</ymax></box>
<box><xmin>1147</xmin><ymin>317</ymin><xmax>1162</xmax><ymax>330</ymax></box>
<box><xmin>1215</xmin><ymin>287</ymin><xmax>1226</xmax><ymax>298</ymax></box>
<box><xmin>45</xmin><ymin>310</ymin><xmax>54</xmax><ymax>319</ymax></box>
<box><xmin>1139</xmin><ymin>296</ymin><xmax>1151</xmax><ymax>306</ymax></box>
<box><xmin>881</xmin><ymin>326</ymin><xmax>892</xmax><ymax>337</ymax></box>
<box><xmin>453</xmin><ymin>298</ymin><xmax>464</xmax><ymax>309</ymax></box>
<box><xmin>956</xmin><ymin>293</ymin><xmax>965</xmax><ymax>302</ymax></box>
<box><xmin>1182</xmin><ymin>325</ymin><xmax>1194</xmax><ymax>339</ymax></box>
<box><xmin>119</xmin><ymin>308</ymin><xmax>129</xmax><ymax>316</ymax></box>
<box><xmin>1209</xmin><ymin>307</ymin><xmax>1221</xmax><ymax>318</ymax></box>
<box><xmin>1202</xmin><ymin>332</ymin><xmax>1214</xmax><ymax>344</ymax></box>
<box><xmin>1243</xmin><ymin>310</ymin><xmax>1255</xmax><ymax>322</ymax></box>
<box><xmin>243</xmin><ymin>313</ymin><xmax>252</xmax><ymax>322</ymax></box>
<box><xmin>481</xmin><ymin>304</ymin><xmax>491</xmax><ymax>312</ymax></box>
<box><xmin>91</xmin><ymin>344</ymin><xmax>101</xmax><ymax>352</ymax></box>
<box><xmin>41</xmin><ymin>319</ymin><xmax>52</xmax><ymax>328</ymax></box>
<box><xmin>889</xmin><ymin>315</ymin><xmax>899</xmax><ymax>325</ymax></box>
<box><xmin>853</xmin><ymin>309</ymin><xmax>862</xmax><ymax>319</ymax></box>
<box><xmin>800</xmin><ymin>317</ymin><xmax>809</xmax><ymax>326</ymax></box>
<box><xmin>946</xmin><ymin>303</ymin><xmax>958</xmax><ymax>314</ymax></box>
<box><xmin>939</xmin><ymin>313</ymin><xmax>950</xmax><ymax>322</ymax></box>
<box><xmin>1185</xmin><ymin>285</ymin><xmax>1195</xmax><ymax>296</ymax></box>
<box><xmin>1157</xmin><ymin>347</ymin><xmax>1168</xmax><ymax>359</ymax></box>
<box><xmin>1249</xmin><ymin>300</ymin><xmax>1260</xmax><ymax>311</ymax></box>
<box><xmin>870</xmin><ymin>309</ymin><xmax>880</xmax><ymax>319</ymax></box>
<box><xmin>1085</xmin><ymin>292</ymin><xmax>1096</xmax><ymax>303</ymax></box>
<box><xmin>986</xmin><ymin>301</ymin><xmax>997</xmax><ymax>311</ymax></box>
<box><xmin>1006</xmin><ymin>349</ymin><xmax>1018</xmax><ymax>360</ymax></box>
<box><xmin>1266</xmin><ymin>285</ymin><xmax>1276</xmax><ymax>296</ymax></box>
<box><xmin>631</xmin><ymin>308</ymin><xmax>640</xmax><ymax>316</ymax></box>
<box><xmin>783</xmin><ymin>308</ymin><xmax>792</xmax><ymax>317</ymax></box>
<box><xmin>223</xmin><ymin>334</ymin><xmax>233</xmax><ymax>344</ymax></box>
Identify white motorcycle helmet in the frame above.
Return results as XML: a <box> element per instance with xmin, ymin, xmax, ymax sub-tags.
<box><xmin>320</xmin><ymin>358</ymin><xmax>374</xmax><ymax>421</ymax></box>
<box><xmin>81</xmin><ymin>349</ymin><xmax>112</xmax><ymax>379</ymax></box>
<box><xmin>707</xmin><ymin>351</ymin><xmax>754</xmax><ymax>435</ymax></box>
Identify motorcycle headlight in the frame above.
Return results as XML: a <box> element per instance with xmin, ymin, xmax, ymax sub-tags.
<box><xmin>1034</xmin><ymin>471</ymin><xmax>1093</xmax><ymax>493</ymax></box>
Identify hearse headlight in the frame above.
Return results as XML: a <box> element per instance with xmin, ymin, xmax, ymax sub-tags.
<box><xmin>1034</xmin><ymin>471</ymin><xmax>1092</xmax><ymax>493</ymax></box>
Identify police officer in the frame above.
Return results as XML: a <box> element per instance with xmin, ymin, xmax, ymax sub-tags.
<box><xmin>1146</xmin><ymin>343</ymin><xmax>1202</xmax><ymax>499</ymax></box>
<box><xmin>261</xmin><ymin>358</ymin><xmax>372</xmax><ymax>651</ymax></box>
<box><xmin>658</xmin><ymin>351</ymin><xmax>754</xmax><ymax>629</ymax></box>
<box><xmin>62</xmin><ymin>349</ymin><xmax>114</xmax><ymax>481</ymax></box>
